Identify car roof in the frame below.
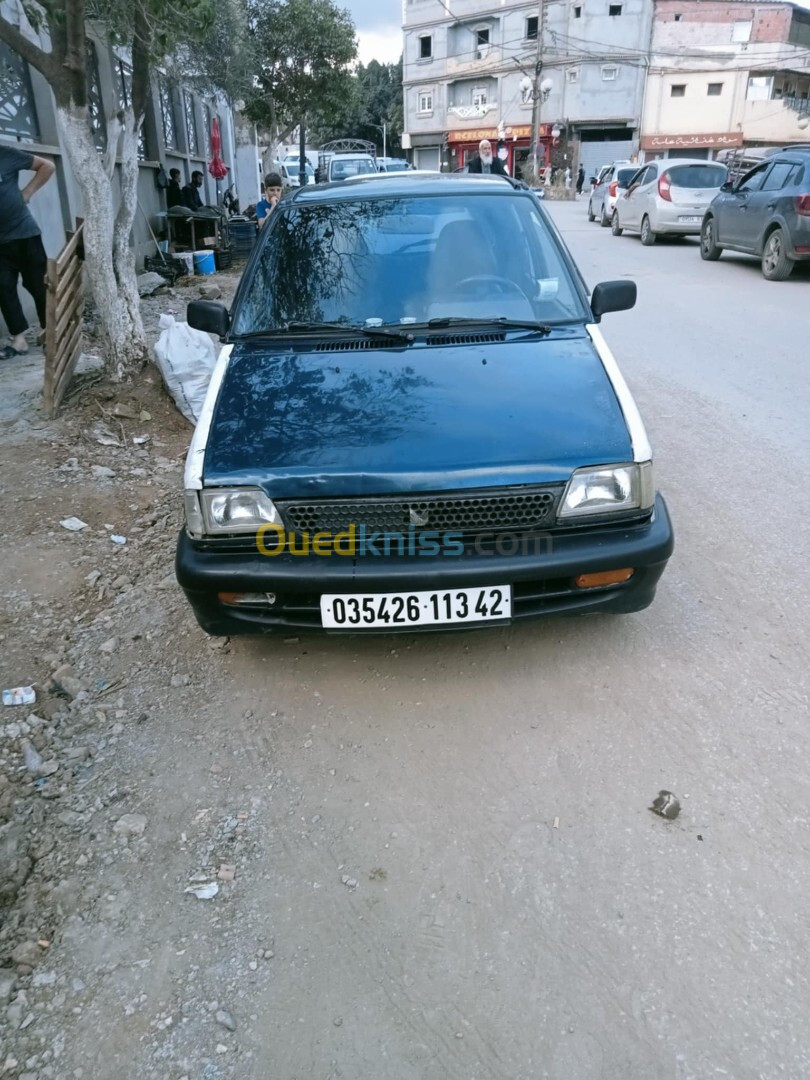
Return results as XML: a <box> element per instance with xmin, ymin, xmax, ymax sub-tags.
<box><xmin>291</xmin><ymin>171</ymin><xmax>521</xmax><ymax>202</ymax></box>
<box><xmin>659</xmin><ymin>158</ymin><xmax>727</xmax><ymax>168</ymax></box>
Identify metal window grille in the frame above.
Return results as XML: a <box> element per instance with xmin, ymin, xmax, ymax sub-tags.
<box><xmin>116</xmin><ymin>59</ymin><xmax>146</xmax><ymax>159</ymax></box>
<box><xmin>160</xmin><ymin>79</ymin><xmax>176</xmax><ymax>149</ymax></box>
<box><xmin>184</xmin><ymin>90</ymin><xmax>198</xmax><ymax>155</ymax></box>
<box><xmin>0</xmin><ymin>41</ymin><xmax>40</xmax><ymax>140</ymax></box>
<box><xmin>203</xmin><ymin>104</ymin><xmax>212</xmax><ymax>159</ymax></box>
<box><xmin>86</xmin><ymin>41</ymin><xmax>107</xmax><ymax>151</ymax></box>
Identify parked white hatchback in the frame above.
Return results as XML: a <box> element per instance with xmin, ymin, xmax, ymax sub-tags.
<box><xmin>611</xmin><ymin>159</ymin><xmax>728</xmax><ymax>245</ymax></box>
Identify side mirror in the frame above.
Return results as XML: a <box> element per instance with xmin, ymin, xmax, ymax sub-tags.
<box><xmin>591</xmin><ymin>280</ymin><xmax>637</xmax><ymax>322</ymax></box>
<box><xmin>720</xmin><ymin>180</ymin><xmax>733</xmax><ymax>192</ymax></box>
<box><xmin>187</xmin><ymin>300</ymin><xmax>229</xmax><ymax>338</ymax></box>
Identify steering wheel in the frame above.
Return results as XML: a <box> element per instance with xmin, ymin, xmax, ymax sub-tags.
<box><xmin>453</xmin><ymin>275</ymin><xmax>526</xmax><ymax>298</ymax></box>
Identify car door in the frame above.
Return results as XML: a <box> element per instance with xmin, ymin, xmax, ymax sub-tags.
<box><xmin>720</xmin><ymin>163</ymin><xmax>770</xmax><ymax>248</ymax></box>
<box><xmin>623</xmin><ymin>165</ymin><xmax>656</xmax><ymax>230</ymax></box>
<box><xmin>741</xmin><ymin>160</ymin><xmax>796</xmax><ymax>252</ymax></box>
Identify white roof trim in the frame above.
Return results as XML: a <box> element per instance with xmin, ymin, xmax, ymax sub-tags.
<box><xmin>184</xmin><ymin>343</ymin><xmax>233</xmax><ymax>490</ymax></box>
<box><xmin>586</xmin><ymin>324</ymin><xmax>652</xmax><ymax>463</ymax></box>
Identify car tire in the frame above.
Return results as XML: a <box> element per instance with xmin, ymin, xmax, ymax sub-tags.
<box><xmin>761</xmin><ymin>228</ymin><xmax>794</xmax><ymax>281</ymax></box>
<box><xmin>587</xmin><ymin>201</ymin><xmax>595</xmax><ymax>222</ymax></box>
<box><xmin>640</xmin><ymin>215</ymin><xmax>656</xmax><ymax>246</ymax></box>
<box><xmin>611</xmin><ymin>211</ymin><xmax>623</xmax><ymax>236</ymax></box>
<box><xmin>700</xmin><ymin>217</ymin><xmax>723</xmax><ymax>261</ymax></box>
<box><xmin>600</xmin><ymin>203</ymin><xmax>611</xmax><ymax>227</ymax></box>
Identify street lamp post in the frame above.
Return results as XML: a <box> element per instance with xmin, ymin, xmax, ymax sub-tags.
<box><xmin>521</xmin><ymin>74</ymin><xmax>553</xmax><ymax>181</ymax></box>
<box><xmin>371</xmin><ymin>123</ymin><xmax>387</xmax><ymax>163</ymax></box>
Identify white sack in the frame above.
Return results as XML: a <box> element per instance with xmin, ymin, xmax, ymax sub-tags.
<box><xmin>153</xmin><ymin>314</ymin><xmax>218</xmax><ymax>424</ymax></box>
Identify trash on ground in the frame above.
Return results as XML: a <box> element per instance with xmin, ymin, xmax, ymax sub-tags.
<box><xmin>110</xmin><ymin>535</ymin><xmax>127</xmax><ymax>545</ymax></box>
<box><xmin>132</xmin><ymin>435</ymin><xmax>150</xmax><ymax>445</ymax></box>
<box><xmin>552</xmin><ymin>816</ymin><xmax>560</xmax><ymax>829</ymax></box>
<box><xmin>3</xmin><ymin>686</ymin><xmax>36</xmax><ymax>707</ymax></box>
<box><xmin>649</xmin><ymin>790</ymin><xmax>681</xmax><ymax>820</ymax></box>
<box><xmin>153</xmin><ymin>313</ymin><xmax>217</xmax><ymax>424</ymax></box>
<box><xmin>185</xmin><ymin>882</ymin><xmax>219</xmax><ymax>900</ymax></box>
<box><xmin>59</xmin><ymin>517</ymin><xmax>89</xmax><ymax>532</ymax></box>
<box><xmin>88</xmin><ymin>421</ymin><xmax>121</xmax><ymax>447</ymax></box>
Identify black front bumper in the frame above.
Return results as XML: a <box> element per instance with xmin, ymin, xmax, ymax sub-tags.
<box><xmin>176</xmin><ymin>494</ymin><xmax>674</xmax><ymax>636</ymax></box>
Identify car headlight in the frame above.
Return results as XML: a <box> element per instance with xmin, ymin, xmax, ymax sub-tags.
<box><xmin>558</xmin><ymin>462</ymin><xmax>654</xmax><ymax>520</ymax></box>
<box><xmin>194</xmin><ymin>488</ymin><xmax>282</xmax><ymax>535</ymax></box>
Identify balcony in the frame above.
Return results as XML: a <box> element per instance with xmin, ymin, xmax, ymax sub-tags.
<box><xmin>743</xmin><ymin>95</ymin><xmax>810</xmax><ymax>144</ymax></box>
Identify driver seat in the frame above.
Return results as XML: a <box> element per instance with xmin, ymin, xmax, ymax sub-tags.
<box><xmin>429</xmin><ymin>220</ymin><xmax>497</xmax><ymax>301</ymax></box>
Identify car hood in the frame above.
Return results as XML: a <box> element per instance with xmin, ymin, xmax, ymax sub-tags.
<box><xmin>203</xmin><ymin>332</ymin><xmax>632</xmax><ymax>497</ymax></box>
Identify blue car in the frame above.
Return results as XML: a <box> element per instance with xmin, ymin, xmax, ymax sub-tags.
<box><xmin>178</xmin><ymin>173</ymin><xmax>673</xmax><ymax>635</ymax></box>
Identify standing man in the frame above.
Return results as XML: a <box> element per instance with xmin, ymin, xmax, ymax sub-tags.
<box><xmin>0</xmin><ymin>144</ymin><xmax>55</xmax><ymax>358</ymax></box>
<box><xmin>182</xmin><ymin>170</ymin><xmax>205</xmax><ymax>212</ymax></box>
<box><xmin>467</xmin><ymin>139</ymin><xmax>508</xmax><ymax>176</ymax></box>
<box><xmin>576</xmin><ymin>164</ymin><xmax>585</xmax><ymax>197</ymax></box>
<box><xmin>167</xmin><ymin>167</ymin><xmax>183</xmax><ymax>208</ymax></box>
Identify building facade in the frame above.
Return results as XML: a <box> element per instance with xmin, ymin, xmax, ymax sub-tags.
<box><xmin>642</xmin><ymin>0</ymin><xmax>810</xmax><ymax>161</ymax></box>
<box><xmin>0</xmin><ymin>2</ymin><xmax>260</xmax><ymax>331</ymax></box>
<box><xmin>402</xmin><ymin>0</ymin><xmax>654</xmax><ymax>180</ymax></box>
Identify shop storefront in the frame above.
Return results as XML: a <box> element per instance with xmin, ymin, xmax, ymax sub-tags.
<box><xmin>448</xmin><ymin>124</ymin><xmax>555</xmax><ymax>176</ymax></box>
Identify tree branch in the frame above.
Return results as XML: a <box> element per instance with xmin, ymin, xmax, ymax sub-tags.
<box><xmin>130</xmin><ymin>0</ymin><xmax>152</xmax><ymax>123</ymax></box>
<box><xmin>0</xmin><ymin>12</ymin><xmax>60</xmax><ymax>85</ymax></box>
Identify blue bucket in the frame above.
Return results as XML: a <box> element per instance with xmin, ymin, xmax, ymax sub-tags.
<box><xmin>193</xmin><ymin>251</ymin><xmax>216</xmax><ymax>275</ymax></box>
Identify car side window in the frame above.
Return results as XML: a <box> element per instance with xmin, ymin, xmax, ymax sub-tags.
<box><xmin>644</xmin><ymin>165</ymin><xmax>658</xmax><ymax>183</ymax></box>
<box><xmin>761</xmin><ymin>162</ymin><xmax>795</xmax><ymax>192</ymax></box>
<box><xmin>735</xmin><ymin>164</ymin><xmax>768</xmax><ymax>193</ymax></box>
<box><xmin>628</xmin><ymin>167</ymin><xmax>648</xmax><ymax>188</ymax></box>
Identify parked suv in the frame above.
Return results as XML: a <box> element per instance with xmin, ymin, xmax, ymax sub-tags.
<box><xmin>611</xmin><ymin>159</ymin><xmax>727</xmax><ymax>245</ymax></box>
<box><xmin>700</xmin><ymin>146</ymin><xmax>810</xmax><ymax>280</ymax></box>
<box><xmin>588</xmin><ymin>161</ymin><xmax>638</xmax><ymax>227</ymax></box>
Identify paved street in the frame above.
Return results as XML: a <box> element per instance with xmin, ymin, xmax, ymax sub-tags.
<box><xmin>5</xmin><ymin>199</ymin><xmax>809</xmax><ymax>1080</ymax></box>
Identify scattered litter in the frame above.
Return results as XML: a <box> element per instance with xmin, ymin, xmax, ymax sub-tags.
<box><xmin>649</xmin><ymin>790</ymin><xmax>681</xmax><ymax>820</ymax></box>
<box><xmin>132</xmin><ymin>435</ymin><xmax>150</xmax><ymax>445</ymax></box>
<box><xmin>88</xmin><ymin>421</ymin><xmax>121</xmax><ymax>446</ymax></box>
<box><xmin>185</xmin><ymin>882</ymin><xmax>219</xmax><ymax>900</ymax></box>
<box><xmin>59</xmin><ymin>517</ymin><xmax>89</xmax><ymax>532</ymax></box>
<box><xmin>552</xmin><ymin>816</ymin><xmax>560</xmax><ymax>829</ymax></box>
<box><xmin>217</xmin><ymin>863</ymin><xmax>236</xmax><ymax>882</ymax></box>
<box><xmin>2</xmin><ymin>686</ymin><xmax>36</xmax><ymax>707</ymax></box>
<box><xmin>110</xmin><ymin>535</ymin><xmax>127</xmax><ymax>546</ymax></box>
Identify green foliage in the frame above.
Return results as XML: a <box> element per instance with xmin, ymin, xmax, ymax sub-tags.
<box><xmin>243</xmin><ymin>0</ymin><xmax>358</xmax><ymax>134</ymax></box>
<box><xmin>312</xmin><ymin>58</ymin><xmax>404</xmax><ymax>152</ymax></box>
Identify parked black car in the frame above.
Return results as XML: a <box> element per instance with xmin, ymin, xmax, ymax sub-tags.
<box><xmin>700</xmin><ymin>145</ymin><xmax>810</xmax><ymax>280</ymax></box>
<box><xmin>177</xmin><ymin>172</ymin><xmax>673</xmax><ymax>636</ymax></box>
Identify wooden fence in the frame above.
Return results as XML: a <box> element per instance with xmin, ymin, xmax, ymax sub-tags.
<box><xmin>43</xmin><ymin>218</ymin><xmax>85</xmax><ymax>417</ymax></box>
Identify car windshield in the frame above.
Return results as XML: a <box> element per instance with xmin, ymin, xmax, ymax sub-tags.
<box><xmin>331</xmin><ymin>159</ymin><xmax>377</xmax><ymax>179</ymax></box>
<box><xmin>232</xmin><ymin>194</ymin><xmax>587</xmax><ymax>335</ymax></box>
<box><xmin>385</xmin><ymin>161</ymin><xmax>410</xmax><ymax>171</ymax></box>
<box><xmin>668</xmin><ymin>164</ymin><xmax>727</xmax><ymax>188</ymax></box>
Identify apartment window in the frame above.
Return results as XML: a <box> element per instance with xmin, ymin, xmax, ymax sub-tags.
<box><xmin>476</xmin><ymin>28</ymin><xmax>490</xmax><ymax>47</ymax></box>
<box><xmin>526</xmin><ymin>15</ymin><xmax>538</xmax><ymax>39</ymax></box>
<box><xmin>609</xmin><ymin>4</ymin><xmax>623</xmax><ymax>15</ymax></box>
<box><xmin>707</xmin><ymin>82</ymin><xmax>723</xmax><ymax>96</ymax></box>
<box><xmin>566</xmin><ymin>68</ymin><xmax>579</xmax><ymax>83</ymax></box>
<box><xmin>731</xmin><ymin>20</ymin><xmax>752</xmax><ymax>43</ymax></box>
<box><xmin>671</xmin><ymin>84</ymin><xmax>686</xmax><ymax>98</ymax></box>
<box><xmin>574</xmin><ymin>6</ymin><xmax>582</xmax><ymax>17</ymax></box>
<box><xmin>0</xmin><ymin>41</ymin><xmax>41</xmax><ymax>140</ymax></box>
<box><xmin>747</xmin><ymin>75</ymin><xmax>773</xmax><ymax>101</ymax></box>
<box><xmin>418</xmin><ymin>91</ymin><xmax>433</xmax><ymax>114</ymax></box>
<box><xmin>419</xmin><ymin>35</ymin><xmax>432</xmax><ymax>60</ymax></box>
<box><xmin>601</xmin><ymin>66</ymin><xmax>618</xmax><ymax>81</ymax></box>
<box><xmin>472</xmin><ymin>86</ymin><xmax>488</xmax><ymax>107</ymax></box>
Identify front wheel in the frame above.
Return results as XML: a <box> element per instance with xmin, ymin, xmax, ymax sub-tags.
<box><xmin>640</xmin><ymin>215</ymin><xmax>656</xmax><ymax>246</ymax></box>
<box><xmin>611</xmin><ymin>211</ymin><xmax>623</xmax><ymax>236</ymax></box>
<box><xmin>600</xmin><ymin>202</ymin><xmax>611</xmax><ymax>227</ymax></box>
<box><xmin>587</xmin><ymin>200</ymin><xmax>596</xmax><ymax>222</ymax></box>
<box><xmin>761</xmin><ymin>228</ymin><xmax>794</xmax><ymax>281</ymax></box>
<box><xmin>700</xmin><ymin>217</ymin><xmax>722</xmax><ymax>261</ymax></box>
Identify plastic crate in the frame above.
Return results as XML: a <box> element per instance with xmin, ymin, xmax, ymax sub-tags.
<box><xmin>228</xmin><ymin>221</ymin><xmax>258</xmax><ymax>258</ymax></box>
<box><xmin>214</xmin><ymin>248</ymin><xmax>233</xmax><ymax>271</ymax></box>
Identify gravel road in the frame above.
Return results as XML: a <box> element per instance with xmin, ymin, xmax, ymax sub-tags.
<box><xmin>1</xmin><ymin>202</ymin><xmax>808</xmax><ymax>1080</ymax></box>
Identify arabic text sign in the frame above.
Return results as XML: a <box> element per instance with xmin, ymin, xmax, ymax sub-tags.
<box><xmin>640</xmin><ymin>132</ymin><xmax>744</xmax><ymax>150</ymax></box>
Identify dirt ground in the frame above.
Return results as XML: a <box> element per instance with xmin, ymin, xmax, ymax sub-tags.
<box><xmin>1</xmin><ymin>205</ymin><xmax>809</xmax><ymax>1080</ymax></box>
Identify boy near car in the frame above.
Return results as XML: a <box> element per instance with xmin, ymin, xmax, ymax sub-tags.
<box><xmin>0</xmin><ymin>144</ymin><xmax>55</xmax><ymax>358</ymax></box>
<box><xmin>256</xmin><ymin>174</ymin><xmax>283</xmax><ymax>228</ymax></box>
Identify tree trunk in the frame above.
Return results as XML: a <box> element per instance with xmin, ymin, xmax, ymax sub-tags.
<box><xmin>56</xmin><ymin>104</ymin><xmax>146</xmax><ymax>379</ymax></box>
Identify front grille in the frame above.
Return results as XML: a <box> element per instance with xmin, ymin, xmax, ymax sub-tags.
<box><xmin>279</xmin><ymin>485</ymin><xmax>562</xmax><ymax>536</ymax></box>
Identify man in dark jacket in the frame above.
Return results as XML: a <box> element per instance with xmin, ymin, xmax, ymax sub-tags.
<box><xmin>467</xmin><ymin>139</ymin><xmax>508</xmax><ymax>176</ymax></box>
<box><xmin>0</xmin><ymin>144</ymin><xmax>55</xmax><ymax>358</ymax></box>
<box><xmin>182</xmin><ymin>170</ymin><xmax>204</xmax><ymax>212</ymax></box>
<box><xmin>167</xmin><ymin>168</ymin><xmax>183</xmax><ymax>208</ymax></box>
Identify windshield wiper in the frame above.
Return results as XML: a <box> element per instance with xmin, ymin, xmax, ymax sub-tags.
<box><xmin>283</xmin><ymin>321</ymin><xmax>412</xmax><ymax>341</ymax></box>
<box><xmin>424</xmin><ymin>317</ymin><xmax>553</xmax><ymax>335</ymax></box>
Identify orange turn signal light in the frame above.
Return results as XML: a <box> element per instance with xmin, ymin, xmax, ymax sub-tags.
<box><xmin>575</xmin><ymin>568</ymin><xmax>634</xmax><ymax>589</ymax></box>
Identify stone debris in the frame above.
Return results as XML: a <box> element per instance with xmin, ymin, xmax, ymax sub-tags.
<box><xmin>215</xmin><ymin>1008</ymin><xmax>237</xmax><ymax>1032</ymax></box>
<box><xmin>59</xmin><ymin>516</ymin><xmax>89</xmax><ymax>532</ymax></box>
<box><xmin>112</xmin><ymin>813</ymin><xmax>148</xmax><ymax>838</ymax></box>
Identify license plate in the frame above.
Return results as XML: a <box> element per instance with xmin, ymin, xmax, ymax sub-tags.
<box><xmin>678</xmin><ymin>215</ymin><xmax>702</xmax><ymax>224</ymax></box>
<box><xmin>321</xmin><ymin>586</ymin><xmax>512</xmax><ymax>630</ymax></box>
